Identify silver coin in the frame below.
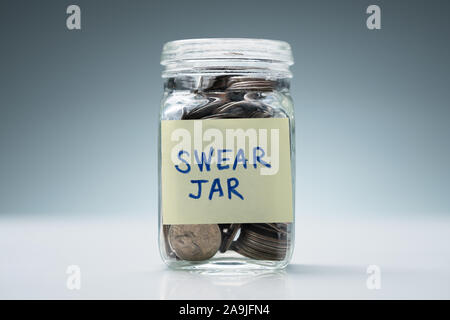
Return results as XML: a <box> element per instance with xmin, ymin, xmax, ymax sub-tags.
<box><xmin>233</xmin><ymin>241</ymin><xmax>284</xmax><ymax>261</ymax></box>
<box><xmin>162</xmin><ymin>225</ymin><xmax>177</xmax><ymax>258</ymax></box>
<box><xmin>220</xmin><ymin>224</ymin><xmax>241</xmax><ymax>253</ymax></box>
<box><xmin>168</xmin><ymin>224</ymin><xmax>221</xmax><ymax>261</ymax></box>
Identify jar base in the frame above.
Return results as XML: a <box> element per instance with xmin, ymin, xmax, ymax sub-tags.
<box><xmin>166</xmin><ymin>257</ymin><xmax>289</xmax><ymax>274</ymax></box>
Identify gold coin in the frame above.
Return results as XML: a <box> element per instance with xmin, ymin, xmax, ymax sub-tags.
<box><xmin>168</xmin><ymin>224</ymin><xmax>221</xmax><ymax>261</ymax></box>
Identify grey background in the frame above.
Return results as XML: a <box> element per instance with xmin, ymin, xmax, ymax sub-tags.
<box><xmin>1</xmin><ymin>0</ymin><xmax>449</xmax><ymax>218</ymax></box>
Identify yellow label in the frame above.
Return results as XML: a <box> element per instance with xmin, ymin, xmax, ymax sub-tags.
<box><xmin>161</xmin><ymin>118</ymin><xmax>293</xmax><ymax>225</ymax></box>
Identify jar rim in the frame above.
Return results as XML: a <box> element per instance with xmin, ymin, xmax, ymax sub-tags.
<box><xmin>161</xmin><ymin>38</ymin><xmax>293</xmax><ymax>65</ymax></box>
<box><xmin>161</xmin><ymin>38</ymin><xmax>294</xmax><ymax>78</ymax></box>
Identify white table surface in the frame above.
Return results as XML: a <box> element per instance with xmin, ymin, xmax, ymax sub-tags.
<box><xmin>1</xmin><ymin>215</ymin><xmax>449</xmax><ymax>299</ymax></box>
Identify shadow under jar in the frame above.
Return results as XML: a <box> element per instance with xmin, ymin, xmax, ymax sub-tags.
<box><xmin>159</xmin><ymin>39</ymin><xmax>295</xmax><ymax>271</ymax></box>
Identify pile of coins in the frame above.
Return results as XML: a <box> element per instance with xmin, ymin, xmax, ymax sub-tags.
<box><xmin>163</xmin><ymin>75</ymin><xmax>291</xmax><ymax>262</ymax></box>
<box><xmin>178</xmin><ymin>76</ymin><xmax>287</xmax><ymax>120</ymax></box>
<box><xmin>232</xmin><ymin>224</ymin><xmax>289</xmax><ymax>261</ymax></box>
<box><xmin>165</xmin><ymin>223</ymin><xmax>290</xmax><ymax>261</ymax></box>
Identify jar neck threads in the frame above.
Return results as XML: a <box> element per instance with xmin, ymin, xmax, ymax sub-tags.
<box><xmin>161</xmin><ymin>38</ymin><xmax>294</xmax><ymax>78</ymax></box>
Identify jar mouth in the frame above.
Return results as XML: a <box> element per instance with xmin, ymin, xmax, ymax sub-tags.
<box><xmin>161</xmin><ymin>38</ymin><xmax>294</xmax><ymax>78</ymax></box>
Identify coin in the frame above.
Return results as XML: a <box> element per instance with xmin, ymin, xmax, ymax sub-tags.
<box><xmin>233</xmin><ymin>241</ymin><xmax>285</xmax><ymax>261</ymax></box>
<box><xmin>241</xmin><ymin>234</ymin><xmax>286</xmax><ymax>255</ymax></box>
<box><xmin>162</xmin><ymin>225</ymin><xmax>177</xmax><ymax>259</ymax></box>
<box><xmin>182</xmin><ymin>97</ymin><xmax>228</xmax><ymax>120</ymax></box>
<box><xmin>231</xmin><ymin>223</ymin><xmax>290</xmax><ymax>260</ymax></box>
<box><xmin>168</xmin><ymin>224</ymin><xmax>221</xmax><ymax>261</ymax></box>
<box><xmin>246</xmin><ymin>224</ymin><xmax>287</xmax><ymax>241</ymax></box>
<box><xmin>181</xmin><ymin>75</ymin><xmax>277</xmax><ymax>120</ymax></box>
<box><xmin>226</xmin><ymin>77</ymin><xmax>277</xmax><ymax>91</ymax></box>
<box><xmin>204</xmin><ymin>75</ymin><xmax>230</xmax><ymax>91</ymax></box>
<box><xmin>244</xmin><ymin>231</ymin><xmax>289</xmax><ymax>248</ymax></box>
<box><xmin>220</xmin><ymin>224</ymin><xmax>241</xmax><ymax>253</ymax></box>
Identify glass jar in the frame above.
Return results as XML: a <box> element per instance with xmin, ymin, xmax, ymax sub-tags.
<box><xmin>159</xmin><ymin>38</ymin><xmax>295</xmax><ymax>271</ymax></box>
